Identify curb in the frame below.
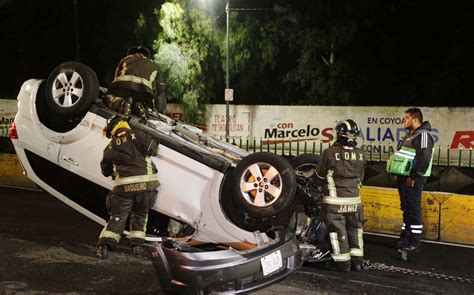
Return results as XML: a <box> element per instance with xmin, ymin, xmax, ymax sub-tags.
<box><xmin>361</xmin><ymin>186</ymin><xmax>474</xmax><ymax>245</ymax></box>
<box><xmin>0</xmin><ymin>153</ymin><xmax>37</xmax><ymax>189</ymax></box>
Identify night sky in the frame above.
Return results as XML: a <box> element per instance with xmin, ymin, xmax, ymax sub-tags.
<box><xmin>1</xmin><ymin>0</ymin><xmax>473</xmax><ymax>106</ymax></box>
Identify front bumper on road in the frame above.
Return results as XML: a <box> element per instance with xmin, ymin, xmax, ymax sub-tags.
<box><xmin>144</xmin><ymin>227</ymin><xmax>302</xmax><ymax>293</ymax></box>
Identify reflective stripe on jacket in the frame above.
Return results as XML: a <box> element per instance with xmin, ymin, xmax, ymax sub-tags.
<box><xmin>110</xmin><ymin>54</ymin><xmax>159</xmax><ymax>97</ymax></box>
<box><xmin>100</xmin><ymin>124</ymin><xmax>160</xmax><ymax>193</ymax></box>
<box><xmin>317</xmin><ymin>142</ymin><xmax>366</xmax><ymax>204</ymax></box>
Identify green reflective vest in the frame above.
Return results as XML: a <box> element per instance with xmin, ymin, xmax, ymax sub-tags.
<box><xmin>386</xmin><ymin>146</ymin><xmax>433</xmax><ymax>177</ymax></box>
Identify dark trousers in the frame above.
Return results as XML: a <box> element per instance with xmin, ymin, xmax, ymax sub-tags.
<box><xmin>396</xmin><ymin>176</ymin><xmax>425</xmax><ymax>247</ymax></box>
<box><xmin>98</xmin><ymin>191</ymin><xmax>154</xmax><ymax>249</ymax></box>
<box><xmin>325</xmin><ymin>205</ymin><xmax>364</xmax><ymax>268</ymax></box>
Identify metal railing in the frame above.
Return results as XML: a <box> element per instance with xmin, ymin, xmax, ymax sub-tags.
<box><xmin>223</xmin><ymin>136</ymin><xmax>473</xmax><ymax>168</ymax></box>
<box><xmin>0</xmin><ymin>123</ymin><xmax>10</xmax><ymax>137</ymax></box>
<box><xmin>1</xmin><ymin>122</ymin><xmax>472</xmax><ymax>168</ymax></box>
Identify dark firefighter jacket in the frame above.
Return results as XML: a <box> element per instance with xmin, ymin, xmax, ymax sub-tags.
<box><xmin>315</xmin><ymin>142</ymin><xmax>366</xmax><ymax>208</ymax></box>
<box><xmin>108</xmin><ymin>53</ymin><xmax>160</xmax><ymax>100</ymax></box>
<box><xmin>101</xmin><ymin>121</ymin><xmax>160</xmax><ymax>194</ymax></box>
<box><xmin>398</xmin><ymin>121</ymin><xmax>434</xmax><ymax>179</ymax></box>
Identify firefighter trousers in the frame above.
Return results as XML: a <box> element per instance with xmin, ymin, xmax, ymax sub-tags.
<box><xmin>98</xmin><ymin>191</ymin><xmax>154</xmax><ymax>249</ymax></box>
<box><xmin>397</xmin><ymin>176</ymin><xmax>425</xmax><ymax>247</ymax></box>
<box><xmin>324</xmin><ymin>205</ymin><xmax>364</xmax><ymax>268</ymax></box>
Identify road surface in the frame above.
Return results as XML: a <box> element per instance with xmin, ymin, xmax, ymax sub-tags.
<box><xmin>0</xmin><ymin>187</ymin><xmax>473</xmax><ymax>294</ymax></box>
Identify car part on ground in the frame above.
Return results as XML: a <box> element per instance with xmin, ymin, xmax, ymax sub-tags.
<box><xmin>144</xmin><ymin>227</ymin><xmax>302</xmax><ymax>294</ymax></box>
<box><xmin>289</xmin><ymin>153</ymin><xmax>331</xmax><ymax>263</ymax></box>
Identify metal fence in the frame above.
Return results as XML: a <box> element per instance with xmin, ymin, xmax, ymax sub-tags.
<box><xmin>0</xmin><ymin>123</ymin><xmax>9</xmax><ymax>137</ymax></box>
<box><xmin>1</xmin><ymin>122</ymin><xmax>472</xmax><ymax>168</ymax></box>
<box><xmin>224</xmin><ymin>136</ymin><xmax>473</xmax><ymax>168</ymax></box>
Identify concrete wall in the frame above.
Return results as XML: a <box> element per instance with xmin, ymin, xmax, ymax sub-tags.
<box><xmin>362</xmin><ymin>186</ymin><xmax>474</xmax><ymax>245</ymax></box>
<box><xmin>0</xmin><ymin>154</ymin><xmax>37</xmax><ymax>189</ymax></box>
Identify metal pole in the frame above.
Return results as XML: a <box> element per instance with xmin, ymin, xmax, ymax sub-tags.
<box><xmin>225</xmin><ymin>0</ymin><xmax>230</xmax><ymax>141</ymax></box>
<box><xmin>73</xmin><ymin>0</ymin><xmax>80</xmax><ymax>61</ymax></box>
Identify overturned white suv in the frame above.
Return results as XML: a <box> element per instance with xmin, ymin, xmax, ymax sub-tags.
<box><xmin>10</xmin><ymin>62</ymin><xmax>302</xmax><ymax>293</ymax></box>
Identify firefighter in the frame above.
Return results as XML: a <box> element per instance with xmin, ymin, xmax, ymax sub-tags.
<box><xmin>104</xmin><ymin>46</ymin><xmax>162</xmax><ymax>121</ymax></box>
<box><xmin>316</xmin><ymin>119</ymin><xmax>366</xmax><ymax>272</ymax></box>
<box><xmin>96</xmin><ymin>115</ymin><xmax>160</xmax><ymax>259</ymax></box>
<box><xmin>387</xmin><ymin>108</ymin><xmax>434</xmax><ymax>253</ymax></box>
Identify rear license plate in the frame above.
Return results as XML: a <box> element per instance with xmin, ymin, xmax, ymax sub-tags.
<box><xmin>260</xmin><ymin>250</ymin><xmax>283</xmax><ymax>276</ymax></box>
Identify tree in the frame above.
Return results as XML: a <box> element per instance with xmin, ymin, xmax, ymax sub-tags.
<box><xmin>220</xmin><ymin>10</ymin><xmax>283</xmax><ymax>104</ymax></box>
<box><xmin>148</xmin><ymin>1</ymin><xmax>221</xmax><ymax>123</ymax></box>
<box><xmin>278</xmin><ymin>0</ymin><xmax>358</xmax><ymax>105</ymax></box>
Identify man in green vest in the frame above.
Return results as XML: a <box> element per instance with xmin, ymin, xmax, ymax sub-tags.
<box><xmin>389</xmin><ymin>108</ymin><xmax>434</xmax><ymax>253</ymax></box>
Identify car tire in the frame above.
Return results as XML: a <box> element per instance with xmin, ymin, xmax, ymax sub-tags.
<box><xmin>290</xmin><ymin>153</ymin><xmax>320</xmax><ymax>175</ymax></box>
<box><xmin>290</xmin><ymin>153</ymin><xmax>322</xmax><ymax>217</ymax></box>
<box><xmin>45</xmin><ymin>61</ymin><xmax>99</xmax><ymax>117</ymax></box>
<box><xmin>233</xmin><ymin>152</ymin><xmax>296</xmax><ymax>218</ymax></box>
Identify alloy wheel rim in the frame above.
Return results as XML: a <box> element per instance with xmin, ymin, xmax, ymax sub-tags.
<box><xmin>51</xmin><ymin>70</ymin><xmax>84</xmax><ymax>108</ymax></box>
<box><xmin>239</xmin><ymin>162</ymin><xmax>282</xmax><ymax>207</ymax></box>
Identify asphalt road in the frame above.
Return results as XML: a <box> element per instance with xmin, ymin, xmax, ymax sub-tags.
<box><xmin>0</xmin><ymin>186</ymin><xmax>473</xmax><ymax>294</ymax></box>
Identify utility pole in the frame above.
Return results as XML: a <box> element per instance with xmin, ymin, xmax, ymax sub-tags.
<box><xmin>225</xmin><ymin>0</ymin><xmax>230</xmax><ymax>141</ymax></box>
<box><xmin>73</xmin><ymin>0</ymin><xmax>80</xmax><ymax>61</ymax></box>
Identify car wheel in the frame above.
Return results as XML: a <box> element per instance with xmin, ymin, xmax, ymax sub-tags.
<box><xmin>290</xmin><ymin>153</ymin><xmax>322</xmax><ymax>217</ymax></box>
<box><xmin>233</xmin><ymin>152</ymin><xmax>296</xmax><ymax>218</ymax></box>
<box><xmin>45</xmin><ymin>61</ymin><xmax>99</xmax><ymax>117</ymax></box>
<box><xmin>290</xmin><ymin>153</ymin><xmax>320</xmax><ymax>177</ymax></box>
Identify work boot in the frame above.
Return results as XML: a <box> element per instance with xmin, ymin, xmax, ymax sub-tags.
<box><xmin>307</xmin><ymin>248</ymin><xmax>331</xmax><ymax>263</ymax></box>
<box><xmin>96</xmin><ymin>245</ymin><xmax>110</xmax><ymax>259</ymax></box>
<box><xmin>351</xmin><ymin>261</ymin><xmax>362</xmax><ymax>272</ymax></box>
<box><xmin>402</xmin><ymin>244</ymin><xmax>421</xmax><ymax>252</ymax></box>
<box><xmin>396</xmin><ymin>239</ymin><xmax>408</xmax><ymax>250</ymax></box>
<box><xmin>324</xmin><ymin>260</ymin><xmax>350</xmax><ymax>272</ymax></box>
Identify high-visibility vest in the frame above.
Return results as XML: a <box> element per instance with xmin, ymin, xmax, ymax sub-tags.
<box><xmin>387</xmin><ymin>146</ymin><xmax>433</xmax><ymax>176</ymax></box>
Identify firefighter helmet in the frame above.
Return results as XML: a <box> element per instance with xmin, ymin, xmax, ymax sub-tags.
<box><xmin>127</xmin><ymin>46</ymin><xmax>151</xmax><ymax>59</ymax></box>
<box><xmin>335</xmin><ymin>119</ymin><xmax>361</xmax><ymax>147</ymax></box>
<box><xmin>104</xmin><ymin>115</ymin><xmax>128</xmax><ymax>139</ymax></box>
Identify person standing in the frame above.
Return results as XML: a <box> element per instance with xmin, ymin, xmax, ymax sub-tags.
<box><xmin>388</xmin><ymin>108</ymin><xmax>434</xmax><ymax>253</ymax></box>
<box><xmin>96</xmin><ymin>115</ymin><xmax>160</xmax><ymax>259</ymax></box>
<box><xmin>316</xmin><ymin>119</ymin><xmax>366</xmax><ymax>272</ymax></box>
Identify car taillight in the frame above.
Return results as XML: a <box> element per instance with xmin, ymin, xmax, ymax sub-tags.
<box><xmin>8</xmin><ymin>122</ymin><xmax>18</xmax><ymax>139</ymax></box>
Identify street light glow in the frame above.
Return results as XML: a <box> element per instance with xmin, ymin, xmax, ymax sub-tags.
<box><xmin>195</xmin><ymin>0</ymin><xmax>231</xmax><ymax>141</ymax></box>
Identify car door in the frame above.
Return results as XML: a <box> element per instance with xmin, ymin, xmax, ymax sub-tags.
<box><xmin>55</xmin><ymin>112</ymin><xmax>113</xmax><ymax>221</ymax></box>
<box><xmin>58</xmin><ymin>112</ymin><xmax>112</xmax><ymax>189</ymax></box>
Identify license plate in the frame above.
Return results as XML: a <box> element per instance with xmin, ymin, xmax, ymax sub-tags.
<box><xmin>260</xmin><ymin>250</ymin><xmax>283</xmax><ymax>276</ymax></box>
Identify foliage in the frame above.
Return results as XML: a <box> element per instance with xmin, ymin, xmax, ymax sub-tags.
<box><xmin>133</xmin><ymin>0</ymin><xmax>474</xmax><ymax>109</ymax></box>
<box><xmin>275</xmin><ymin>1</ymin><xmax>359</xmax><ymax>105</ymax></box>
<box><xmin>146</xmin><ymin>1</ymin><xmax>221</xmax><ymax>123</ymax></box>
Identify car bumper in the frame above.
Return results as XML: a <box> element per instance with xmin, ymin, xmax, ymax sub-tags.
<box><xmin>144</xmin><ymin>227</ymin><xmax>302</xmax><ymax>293</ymax></box>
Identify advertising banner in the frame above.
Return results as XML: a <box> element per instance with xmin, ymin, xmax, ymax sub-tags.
<box><xmin>2</xmin><ymin>100</ymin><xmax>473</xmax><ymax>153</ymax></box>
<box><xmin>0</xmin><ymin>99</ymin><xmax>16</xmax><ymax>137</ymax></box>
<box><xmin>189</xmin><ymin>105</ymin><xmax>473</xmax><ymax>151</ymax></box>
